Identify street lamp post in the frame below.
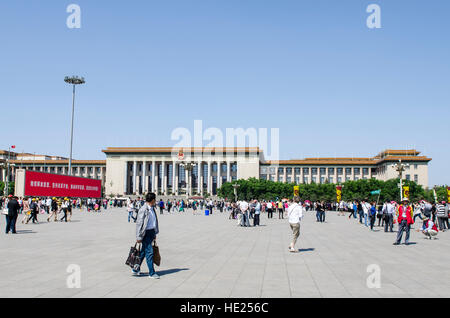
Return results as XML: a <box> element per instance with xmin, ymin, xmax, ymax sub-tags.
<box><xmin>5</xmin><ymin>147</ymin><xmax>11</xmax><ymax>196</ymax></box>
<box><xmin>392</xmin><ymin>159</ymin><xmax>409</xmax><ymax>201</ymax></box>
<box><xmin>232</xmin><ymin>183</ymin><xmax>240</xmax><ymax>202</ymax></box>
<box><xmin>64</xmin><ymin>76</ymin><xmax>85</xmax><ymax>176</ymax></box>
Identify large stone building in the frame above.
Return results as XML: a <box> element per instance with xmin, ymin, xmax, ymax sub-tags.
<box><xmin>3</xmin><ymin>148</ymin><xmax>431</xmax><ymax>197</ymax></box>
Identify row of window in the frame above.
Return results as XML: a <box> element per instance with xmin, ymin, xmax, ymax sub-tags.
<box><xmin>23</xmin><ymin>166</ymin><xmax>103</xmax><ymax>174</ymax></box>
<box><xmin>129</xmin><ymin>163</ymin><xmax>238</xmax><ymax>174</ymax></box>
<box><xmin>261</xmin><ymin>167</ymin><xmax>372</xmax><ymax>175</ymax></box>
<box><xmin>261</xmin><ymin>175</ymin><xmax>373</xmax><ymax>184</ymax></box>
<box><xmin>260</xmin><ymin>174</ymin><xmax>420</xmax><ymax>184</ymax></box>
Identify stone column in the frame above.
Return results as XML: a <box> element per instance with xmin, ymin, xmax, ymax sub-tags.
<box><xmin>132</xmin><ymin>161</ymin><xmax>137</xmax><ymax>194</ymax></box>
<box><xmin>161</xmin><ymin>161</ymin><xmax>166</xmax><ymax>195</ymax></box>
<box><xmin>309</xmin><ymin>167</ymin><xmax>313</xmax><ymax>184</ymax></box>
<box><xmin>275</xmin><ymin>166</ymin><xmax>279</xmax><ymax>183</ymax></box>
<box><xmin>175</xmin><ymin>163</ymin><xmax>179</xmax><ymax>195</ymax></box>
<box><xmin>207</xmin><ymin>161</ymin><xmax>212</xmax><ymax>194</ymax></box>
<box><xmin>124</xmin><ymin>162</ymin><xmax>128</xmax><ymax>195</ymax></box>
<box><xmin>197</xmin><ymin>161</ymin><xmax>202</xmax><ymax>195</ymax></box>
<box><xmin>185</xmin><ymin>167</ymin><xmax>189</xmax><ymax>196</ymax></box>
<box><xmin>291</xmin><ymin>167</ymin><xmax>295</xmax><ymax>184</ymax></box>
<box><xmin>142</xmin><ymin>161</ymin><xmax>147</xmax><ymax>193</ymax></box>
<box><xmin>217</xmin><ymin>160</ymin><xmax>222</xmax><ymax>189</ymax></box>
<box><xmin>227</xmin><ymin>161</ymin><xmax>231</xmax><ymax>182</ymax></box>
<box><xmin>151</xmin><ymin>161</ymin><xmax>156</xmax><ymax>193</ymax></box>
<box><xmin>172</xmin><ymin>161</ymin><xmax>177</xmax><ymax>195</ymax></box>
<box><xmin>284</xmin><ymin>167</ymin><xmax>287</xmax><ymax>183</ymax></box>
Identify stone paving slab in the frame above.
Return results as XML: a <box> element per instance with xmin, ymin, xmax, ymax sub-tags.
<box><xmin>1</xmin><ymin>207</ymin><xmax>449</xmax><ymax>298</ymax></box>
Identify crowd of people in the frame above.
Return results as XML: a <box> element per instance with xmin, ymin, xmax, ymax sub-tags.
<box><xmin>1</xmin><ymin>195</ymin><xmax>120</xmax><ymax>234</ymax></box>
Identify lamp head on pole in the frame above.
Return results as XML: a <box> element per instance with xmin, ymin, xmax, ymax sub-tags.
<box><xmin>64</xmin><ymin>76</ymin><xmax>85</xmax><ymax>85</ymax></box>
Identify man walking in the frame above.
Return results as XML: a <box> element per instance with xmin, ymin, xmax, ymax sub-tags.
<box><xmin>288</xmin><ymin>197</ymin><xmax>303</xmax><ymax>253</ymax></box>
<box><xmin>394</xmin><ymin>199</ymin><xmax>414</xmax><ymax>245</ymax></box>
<box><xmin>382</xmin><ymin>201</ymin><xmax>395</xmax><ymax>232</ymax></box>
<box><xmin>133</xmin><ymin>193</ymin><xmax>160</xmax><ymax>279</ymax></box>
<box><xmin>6</xmin><ymin>196</ymin><xmax>20</xmax><ymax>234</ymax></box>
<box><xmin>436</xmin><ymin>201</ymin><xmax>449</xmax><ymax>231</ymax></box>
<box><xmin>253</xmin><ymin>200</ymin><xmax>261</xmax><ymax>226</ymax></box>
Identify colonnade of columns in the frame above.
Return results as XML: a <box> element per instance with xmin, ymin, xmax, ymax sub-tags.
<box><xmin>125</xmin><ymin>161</ymin><xmax>237</xmax><ymax>196</ymax></box>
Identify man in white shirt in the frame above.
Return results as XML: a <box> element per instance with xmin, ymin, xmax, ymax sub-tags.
<box><xmin>239</xmin><ymin>200</ymin><xmax>250</xmax><ymax>227</ymax></box>
<box><xmin>46</xmin><ymin>197</ymin><xmax>52</xmax><ymax>214</ymax></box>
<box><xmin>134</xmin><ymin>193</ymin><xmax>160</xmax><ymax>279</ymax></box>
<box><xmin>288</xmin><ymin>197</ymin><xmax>304</xmax><ymax>253</ymax></box>
<box><xmin>266</xmin><ymin>201</ymin><xmax>273</xmax><ymax>219</ymax></box>
<box><xmin>382</xmin><ymin>201</ymin><xmax>395</xmax><ymax>232</ymax></box>
<box><xmin>362</xmin><ymin>200</ymin><xmax>370</xmax><ymax>227</ymax></box>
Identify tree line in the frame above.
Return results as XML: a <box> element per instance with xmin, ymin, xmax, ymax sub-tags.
<box><xmin>218</xmin><ymin>178</ymin><xmax>449</xmax><ymax>203</ymax></box>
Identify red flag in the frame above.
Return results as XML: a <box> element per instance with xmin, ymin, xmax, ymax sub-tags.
<box><xmin>11</xmin><ymin>145</ymin><xmax>16</xmax><ymax>149</ymax></box>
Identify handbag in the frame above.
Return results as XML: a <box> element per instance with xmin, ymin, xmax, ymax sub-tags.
<box><xmin>1</xmin><ymin>208</ymin><xmax>8</xmax><ymax>216</ymax></box>
<box><xmin>125</xmin><ymin>243</ymin><xmax>141</xmax><ymax>269</ymax></box>
<box><xmin>153</xmin><ymin>240</ymin><xmax>161</xmax><ymax>267</ymax></box>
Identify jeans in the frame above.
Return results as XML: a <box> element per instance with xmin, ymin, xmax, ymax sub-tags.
<box><xmin>396</xmin><ymin>220</ymin><xmax>411</xmax><ymax>244</ymax></box>
<box><xmin>319</xmin><ymin>211</ymin><xmax>325</xmax><ymax>222</ymax></box>
<box><xmin>370</xmin><ymin>215</ymin><xmax>376</xmax><ymax>230</ymax></box>
<box><xmin>128</xmin><ymin>211</ymin><xmax>136</xmax><ymax>222</ymax></box>
<box><xmin>437</xmin><ymin>217</ymin><xmax>449</xmax><ymax>231</ymax></box>
<box><xmin>384</xmin><ymin>214</ymin><xmax>394</xmax><ymax>232</ymax></box>
<box><xmin>139</xmin><ymin>229</ymin><xmax>156</xmax><ymax>276</ymax></box>
<box><xmin>5</xmin><ymin>215</ymin><xmax>17</xmax><ymax>233</ymax></box>
<box><xmin>253</xmin><ymin>214</ymin><xmax>260</xmax><ymax>226</ymax></box>
<box><xmin>60</xmin><ymin>209</ymin><xmax>68</xmax><ymax>222</ymax></box>
<box><xmin>364</xmin><ymin>214</ymin><xmax>368</xmax><ymax>227</ymax></box>
<box><xmin>316</xmin><ymin>211</ymin><xmax>320</xmax><ymax>222</ymax></box>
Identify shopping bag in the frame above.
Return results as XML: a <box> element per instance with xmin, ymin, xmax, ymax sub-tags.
<box><xmin>1</xmin><ymin>208</ymin><xmax>8</xmax><ymax>215</ymax></box>
<box><xmin>153</xmin><ymin>241</ymin><xmax>161</xmax><ymax>267</ymax></box>
<box><xmin>125</xmin><ymin>243</ymin><xmax>141</xmax><ymax>269</ymax></box>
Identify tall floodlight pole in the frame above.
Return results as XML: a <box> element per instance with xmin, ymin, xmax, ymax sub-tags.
<box><xmin>64</xmin><ymin>76</ymin><xmax>85</xmax><ymax>176</ymax></box>
<box><xmin>392</xmin><ymin>159</ymin><xmax>409</xmax><ymax>201</ymax></box>
<box><xmin>5</xmin><ymin>146</ymin><xmax>11</xmax><ymax>196</ymax></box>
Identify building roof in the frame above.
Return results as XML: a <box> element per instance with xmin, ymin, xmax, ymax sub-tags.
<box><xmin>263</xmin><ymin>150</ymin><xmax>432</xmax><ymax>166</ymax></box>
<box><xmin>10</xmin><ymin>160</ymin><xmax>106</xmax><ymax>165</ymax></box>
<box><xmin>102</xmin><ymin>147</ymin><xmax>261</xmax><ymax>154</ymax></box>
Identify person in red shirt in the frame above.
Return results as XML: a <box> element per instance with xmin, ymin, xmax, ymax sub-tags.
<box><xmin>393</xmin><ymin>199</ymin><xmax>414</xmax><ymax>245</ymax></box>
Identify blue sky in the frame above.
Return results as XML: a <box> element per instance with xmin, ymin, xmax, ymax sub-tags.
<box><xmin>0</xmin><ymin>0</ymin><xmax>449</xmax><ymax>187</ymax></box>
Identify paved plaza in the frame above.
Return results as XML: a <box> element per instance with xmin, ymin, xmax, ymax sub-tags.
<box><xmin>1</xmin><ymin>207</ymin><xmax>450</xmax><ymax>298</ymax></box>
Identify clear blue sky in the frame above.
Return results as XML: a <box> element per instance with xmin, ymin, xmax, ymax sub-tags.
<box><xmin>1</xmin><ymin>0</ymin><xmax>449</xmax><ymax>187</ymax></box>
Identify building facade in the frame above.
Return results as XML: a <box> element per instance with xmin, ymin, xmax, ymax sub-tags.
<box><xmin>4</xmin><ymin>148</ymin><xmax>431</xmax><ymax>197</ymax></box>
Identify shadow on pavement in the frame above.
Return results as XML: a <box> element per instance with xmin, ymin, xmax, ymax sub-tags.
<box><xmin>139</xmin><ymin>268</ymin><xmax>189</xmax><ymax>277</ymax></box>
<box><xmin>298</xmin><ymin>248</ymin><xmax>315</xmax><ymax>252</ymax></box>
<box><xmin>15</xmin><ymin>230</ymin><xmax>37</xmax><ymax>234</ymax></box>
<box><xmin>158</xmin><ymin>268</ymin><xmax>189</xmax><ymax>276</ymax></box>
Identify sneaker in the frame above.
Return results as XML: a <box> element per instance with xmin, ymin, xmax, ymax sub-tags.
<box><xmin>132</xmin><ymin>264</ymin><xmax>141</xmax><ymax>276</ymax></box>
<box><xmin>393</xmin><ymin>242</ymin><xmax>400</xmax><ymax>245</ymax></box>
<box><xmin>289</xmin><ymin>248</ymin><xmax>296</xmax><ymax>253</ymax></box>
<box><xmin>149</xmin><ymin>274</ymin><xmax>160</xmax><ymax>279</ymax></box>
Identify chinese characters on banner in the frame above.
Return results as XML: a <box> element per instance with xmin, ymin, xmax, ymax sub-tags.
<box><xmin>402</xmin><ymin>186</ymin><xmax>410</xmax><ymax>201</ymax></box>
<box><xmin>24</xmin><ymin>170</ymin><xmax>101</xmax><ymax>198</ymax></box>
<box><xmin>447</xmin><ymin>187</ymin><xmax>450</xmax><ymax>203</ymax></box>
<box><xmin>336</xmin><ymin>186</ymin><xmax>342</xmax><ymax>203</ymax></box>
<box><xmin>293</xmin><ymin>186</ymin><xmax>299</xmax><ymax>197</ymax></box>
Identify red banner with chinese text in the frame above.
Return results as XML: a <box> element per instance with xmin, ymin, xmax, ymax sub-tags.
<box><xmin>24</xmin><ymin>171</ymin><xmax>101</xmax><ymax>198</ymax></box>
